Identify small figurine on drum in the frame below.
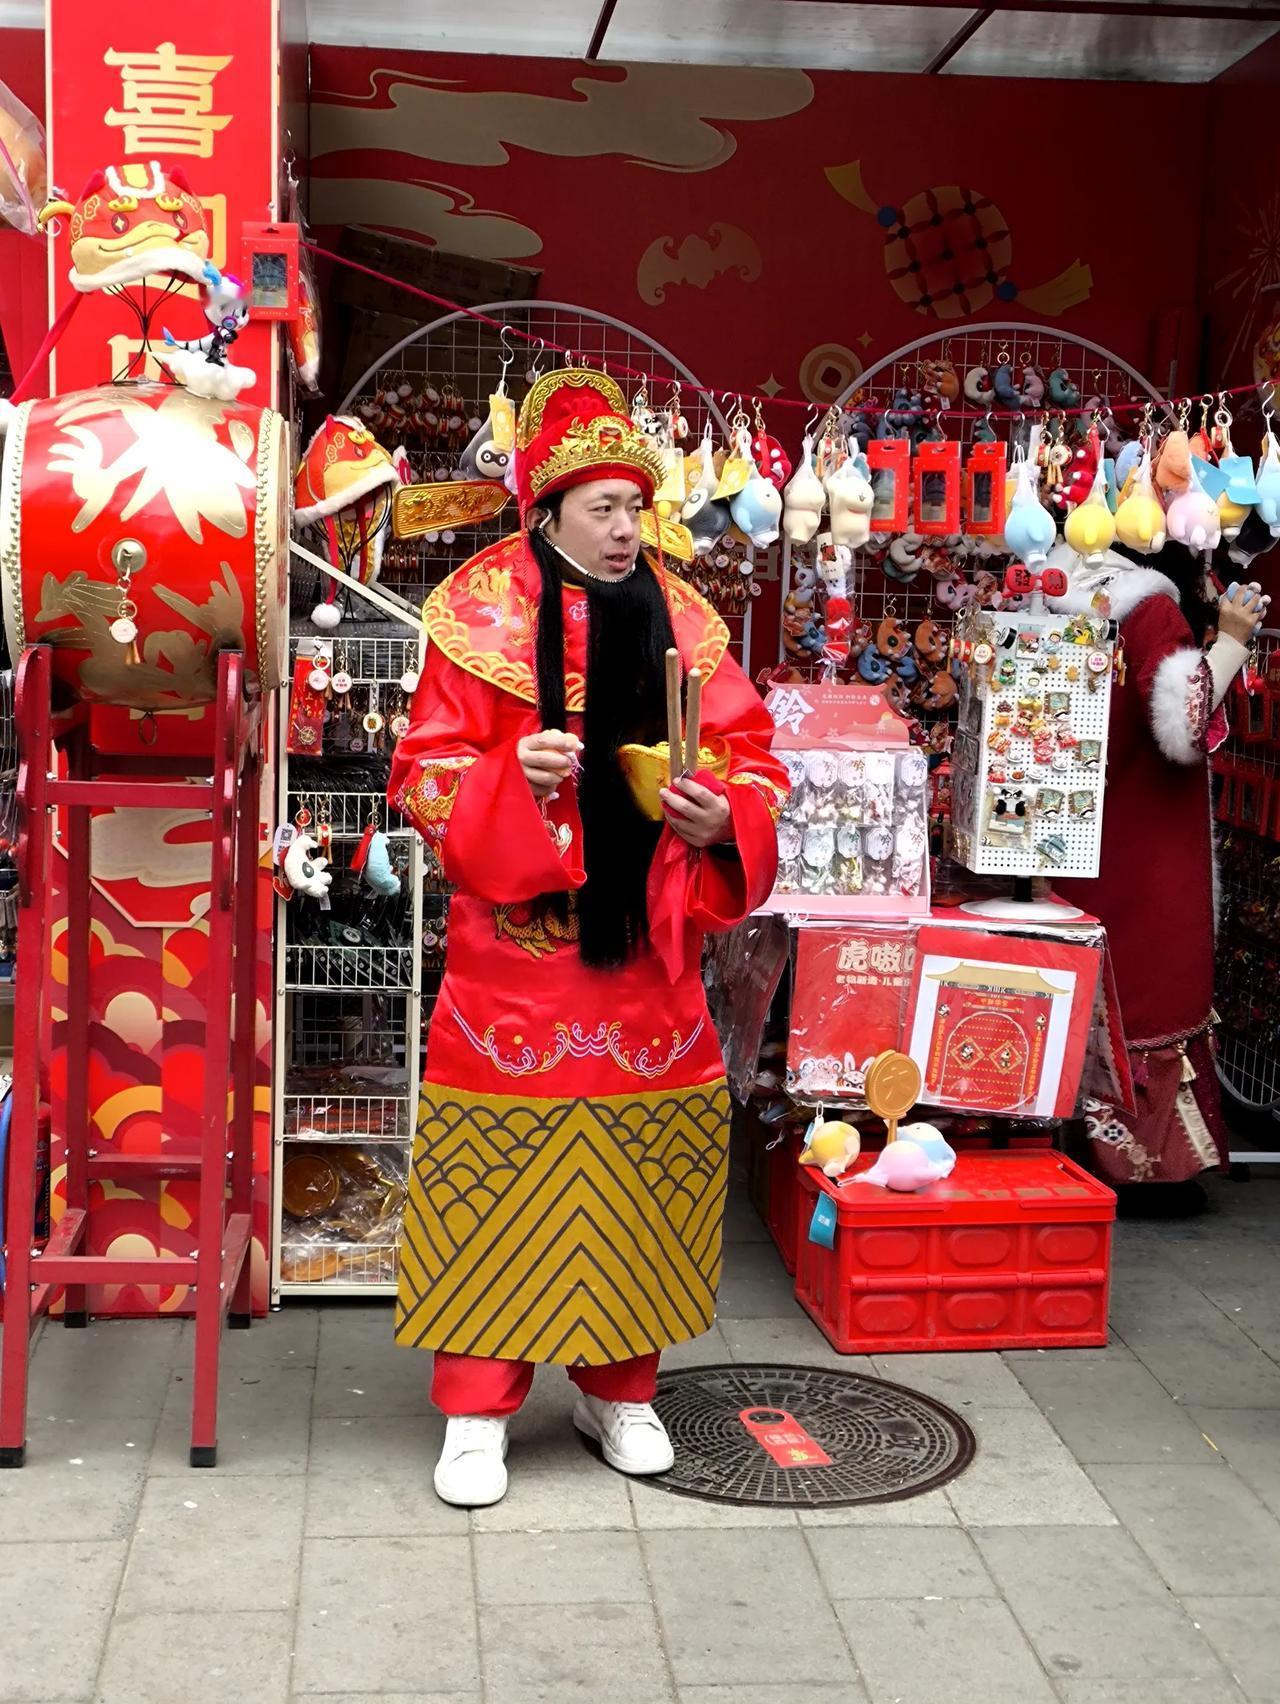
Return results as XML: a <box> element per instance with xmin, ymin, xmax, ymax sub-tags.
<box><xmin>159</xmin><ymin>267</ymin><xmax>255</xmax><ymax>403</ymax></box>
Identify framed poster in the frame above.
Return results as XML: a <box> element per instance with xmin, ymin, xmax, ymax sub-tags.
<box><xmin>904</xmin><ymin>926</ymin><xmax>1101</xmax><ymax>1118</ymax></box>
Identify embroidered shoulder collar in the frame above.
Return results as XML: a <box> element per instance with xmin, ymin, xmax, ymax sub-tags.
<box><xmin>423</xmin><ymin>534</ymin><xmax>730</xmax><ymax>711</ymax></box>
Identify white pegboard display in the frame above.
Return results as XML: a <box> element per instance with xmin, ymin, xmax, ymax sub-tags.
<box><xmin>949</xmin><ymin>603</ymin><xmax>1116</xmax><ymax>880</ymax></box>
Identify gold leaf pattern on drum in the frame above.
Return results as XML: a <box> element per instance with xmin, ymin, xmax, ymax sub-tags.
<box><xmin>33</xmin><ymin>559</ymin><xmax>247</xmax><ymax>706</ymax></box>
<box><xmin>394</xmin><ymin>1082</ymin><xmax>730</xmax><ymax>1365</ymax></box>
<box><xmin>48</xmin><ymin>387</ymin><xmax>256</xmax><ymax>542</ymax></box>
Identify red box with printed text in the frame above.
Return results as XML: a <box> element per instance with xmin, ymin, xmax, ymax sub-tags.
<box><xmin>793</xmin><ymin>1151</ymin><xmax>1114</xmax><ymax>1355</ymax></box>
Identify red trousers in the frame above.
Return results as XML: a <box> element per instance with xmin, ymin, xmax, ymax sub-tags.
<box><xmin>432</xmin><ymin>1350</ymin><xmax>660</xmax><ymax>1418</ymax></box>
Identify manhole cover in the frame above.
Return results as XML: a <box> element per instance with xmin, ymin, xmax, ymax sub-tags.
<box><xmin>595</xmin><ymin>1363</ymin><xmax>975</xmax><ymax>1508</ymax></box>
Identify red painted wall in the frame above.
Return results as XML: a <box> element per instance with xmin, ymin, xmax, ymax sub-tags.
<box><xmin>308</xmin><ymin>50</ymin><xmax>1210</xmax><ymax>408</ymax></box>
<box><xmin>1199</xmin><ymin>34</ymin><xmax>1280</xmax><ymax>394</ymax></box>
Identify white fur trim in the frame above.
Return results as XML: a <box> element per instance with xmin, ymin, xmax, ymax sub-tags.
<box><xmin>69</xmin><ymin>243</ymin><xmax>210</xmax><ymax>293</ymax></box>
<box><xmin>1149</xmin><ymin>647</ymin><xmax>1209</xmax><ymax>766</ymax></box>
<box><xmin>1044</xmin><ymin>543</ymin><xmax>1180</xmax><ymax>622</ymax></box>
<box><xmin>105</xmin><ymin>161</ymin><xmax>164</xmax><ymax>199</ymax></box>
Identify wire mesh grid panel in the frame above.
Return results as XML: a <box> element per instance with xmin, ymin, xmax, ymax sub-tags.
<box><xmin>781</xmin><ymin>324</ymin><xmax>1165</xmax><ymax>691</ymax></box>
<box><xmin>277</xmin><ymin>1240</ymin><xmax>400</xmax><ymax>1291</ymax></box>
<box><xmin>283</xmin><ymin>1092</ymin><xmax>413</xmax><ymax>1142</ymax></box>
<box><xmin>286</xmin><ymin>789</ymin><xmax>408</xmax><ymax>840</ymax></box>
<box><xmin>292</xmin><ymin>633</ymin><xmax>420</xmax><ymax>683</ymax></box>
<box><xmin>1214</xmin><ymin>627</ymin><xmax>1280</xmax><ymax>1113</ymax></box>
<box><xmin>288</xmin><ymin>990</ymin><xmax>413</xmax><ymax>1070</ymax></box>
<box><xmin>284</xmin><ymin>942</ymin><xmax>416</xmax><ymax>992</ymax></box>
<box><xmin>336</xmin><ymin>301</ymin><xmax>751</xmax><ymax>660</ymax></box>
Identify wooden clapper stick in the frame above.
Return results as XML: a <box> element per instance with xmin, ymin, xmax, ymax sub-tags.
<box><xmin>665</xmin><ymin>646</ymin><xmax>703</xmax><ymax>782</ymax></box>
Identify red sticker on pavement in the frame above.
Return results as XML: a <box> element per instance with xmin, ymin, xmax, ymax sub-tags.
<box><xmin>738</xmin><ymin>1407</ymin><xmax>833</xmax><ymax>1468</ymax></box>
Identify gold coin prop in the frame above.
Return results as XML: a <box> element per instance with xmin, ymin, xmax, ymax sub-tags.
<box><xmin>863</xmin><ymin>1050</ymin><xmax>923</xmax><ymax>1144</ymax></box>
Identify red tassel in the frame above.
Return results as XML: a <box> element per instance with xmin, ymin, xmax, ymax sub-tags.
<box><xmin>1133</xmin><ymin>1053</ymin><xmax>1150</xmax><ymax>1089</ymax></box>
<box><xmin>350</xmin><ymin>824</ymin><xmax>374</xmax><ymax>872</ymax></box>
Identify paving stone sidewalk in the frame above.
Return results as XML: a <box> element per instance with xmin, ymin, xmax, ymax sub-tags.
<box><xmin>2</xmin><ymin>1172</ymin><xmax>1280</xmax><ymax>1704</ymax></box>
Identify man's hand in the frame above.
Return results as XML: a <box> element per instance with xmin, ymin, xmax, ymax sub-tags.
<box><xmin>1218</xmin><ymin>581</ymin><xmax>1271</xmax><ymax>646</ymax></box>
<box><xmin>660</xmin><ymin>776</ymin><xmax>733</xmax><ymax>849</ymax></box>
<box><xmin>517</xmin><ymin>730</ymin><xmax>582</xmax><ymax>800</ymax></box>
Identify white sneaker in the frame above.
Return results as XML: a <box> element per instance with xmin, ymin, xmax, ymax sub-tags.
<box><xmin>433</xmin><ymin>1415</ymin><xmax>509</xmax><ymax>1507</ymax></box>
<box><xmin>573</xmin><ymin>1395</ymin><xmax>675</xmax><ymax>1475</ymax></box>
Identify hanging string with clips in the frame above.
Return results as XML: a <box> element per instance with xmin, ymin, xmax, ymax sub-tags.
<box><xmin>303</xmin><ymin>239</ymin><xmax>1275</xmax><ymax>427</ymax></box>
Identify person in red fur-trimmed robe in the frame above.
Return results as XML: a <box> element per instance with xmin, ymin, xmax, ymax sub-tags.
<box><xmin>1049</xmin><ymin>542</ymin><xmax>1269</xmax><ymax>1207</ymax></box>
<box><xmin>387</xmin><ymin>368</ymin><xmax>787</xmax><ymax>1507</ymax></box>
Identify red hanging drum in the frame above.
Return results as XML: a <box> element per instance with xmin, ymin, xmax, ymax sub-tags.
<box><xmin>0</xmin><ymin>382</ymin><xmax>289</xmax><ymax>708</ymax></box>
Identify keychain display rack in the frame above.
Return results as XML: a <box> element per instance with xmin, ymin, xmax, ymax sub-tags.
<box><xmin>337</xmin><ymin>301</ymin><xmax>751</xmax><ymax>666</ymax></box>
<box><xmin>778</xmin><ymin>324</ymin><xmax>1165</xmax><ymax>734</ymax></box>
<box><xmin>272</xmin><ymin>630</ymin><xmax>430</xmax><ymax>1299</ymax></box>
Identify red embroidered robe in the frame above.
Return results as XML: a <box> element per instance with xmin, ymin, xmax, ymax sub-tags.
<box><xmin>387</xmin><ymin>535</ymin><xmax>787</xmax><ymax>1364</ymax></box>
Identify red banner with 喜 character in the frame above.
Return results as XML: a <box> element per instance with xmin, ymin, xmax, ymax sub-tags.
<box><xmin>46</xmin><ymin>18</ymin><xmax>277</xmax><ymax>407</ymax></box>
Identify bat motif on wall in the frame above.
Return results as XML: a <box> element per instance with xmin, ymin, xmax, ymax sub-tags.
<box><xmin>636</xmin><ymin>223</ymin><xmax>763</xmax><ymax>305</ymax></box>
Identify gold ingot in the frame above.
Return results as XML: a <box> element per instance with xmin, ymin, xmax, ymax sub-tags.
<box><xmin>617</xmin><ymin>738</ymin><xmax>731</xmax><ymax>821</ymax></box>
<box><xmin>392</xmin><ymin>479</ymin><xmax>511</xmax><ymax>538</ymax></box>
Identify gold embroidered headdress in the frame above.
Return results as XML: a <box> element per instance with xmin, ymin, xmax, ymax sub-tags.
<box><xmin>515</xmin><ymin>367</ymin><xmax>664</xmax><ymax>515</ymax></box>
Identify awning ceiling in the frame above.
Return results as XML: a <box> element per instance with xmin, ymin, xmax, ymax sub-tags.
<box><xmin>306</xmin><ymin>0</ymin><xmax>1280</xmax><ymax>83</ymax></box>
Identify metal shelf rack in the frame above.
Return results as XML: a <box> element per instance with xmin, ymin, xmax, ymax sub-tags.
<box><xmin>271</xmin><ymin>630</ymin><xmax>426</xmax><ymax>1301</ymax></box>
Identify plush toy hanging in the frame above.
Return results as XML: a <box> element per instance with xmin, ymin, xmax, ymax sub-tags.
<box><xmin>282</xmin><ymin>833</ymin><xmax>332</xmax><ymax>900</ymax></box>
<box><xmin>293</xmin><ymin>416</ymin><xmax>410</xmax><ymax>629</ymax></box>
<box><xmin>1003</xmin><ymin>440</ymin><xmax>1056</xmax><ymax>567</ymax></box>
<box><xmin>1165</xmin><ymin>457</ymin><xmax>1222</xmax><ymax>554</ymax></box>
<box><xmin>729</xmin><ymin>430</ymin><xmax>783</xmax><ymax>547</ymax></box>
<box><xmin>1063</xmin><ymin>429</ymin><xmax>1116</xmax><ymax>564</ymax></box>
<box><xmin>1255</xmin><ymin>427</ymin><xmax>1280</xmax><ymax>537</ymax></box>
<box><xmin>351</xmin><ymin>820</ymin><xmax>401</xmax><ymax>896</ymax></box>
<box><xmin>681</xmin><ymin>425</ymin><xmax>731</xmax><ymax>555</ymax></box>
<box><xmin>783</xmin><ymin>433</ymin><xmax>825</xmax><ymax>544</ymax></box>
<box><xmin>826</xmin><ymin>446</ymin><xmax>875</xmax><ymax>550</ymax></box>
<box><xmin>1114</xmin><ymin>442</ymin><xmax>1166</xmax><ymax>554</ymax></box>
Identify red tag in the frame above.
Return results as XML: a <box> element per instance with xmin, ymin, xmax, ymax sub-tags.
<box><xmin>739</xmin><ymin>1407</ymin><xmax>833</xmax><ymax>1468</ymax></box>
<box><xmin>287</xmin><ymin>655</ymin><xmax>327</xmax><ymax>756</ymax></box>
<box><xmin>350</xmin><ymin>824</ymin><xmax>375</xmax><ymax>872</ymax></box>
<box><xmin>866</xmin><ymin>438</ymin><xmax>911</xmax><ymax>532</ymax></box>
<box><xmin>912</xmin><ymin>438</ymin><xmax>962</xmax><ymax>536</ymax></box>
<box><xmin>964</xmin><ymin>440</ymin><xmax>1008</xmax><ymax>536</ymax></box>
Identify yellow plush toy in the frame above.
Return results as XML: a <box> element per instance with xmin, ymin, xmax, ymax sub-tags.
<box><xmin>799</xmin><ymin>1116</ymin><xmax>862</xmax><ymax>1178</ymax></box>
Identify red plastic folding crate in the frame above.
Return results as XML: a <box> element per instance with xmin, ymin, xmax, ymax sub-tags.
<box><xmin>765</xmin><ymin>1129</ymin><xmax>804</xmax><ymax>1276</ymax></box>
<box><xmin>794</xmin><ymin>1151</ymin><xmax>1115</xmax><ymax>1354</ymax></box>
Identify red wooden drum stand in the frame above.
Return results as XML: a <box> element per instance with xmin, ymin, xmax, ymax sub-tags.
<box><xmin>0</xmin><ymin>646</ymin><xmax>260</xmax><ymax>1467</ymax></box>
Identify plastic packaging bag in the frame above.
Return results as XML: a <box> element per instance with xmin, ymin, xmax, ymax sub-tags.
<box><xmin>0</xmin><ymin>80</ymin><xmax>47</xmax><ymax>236</ymax></box>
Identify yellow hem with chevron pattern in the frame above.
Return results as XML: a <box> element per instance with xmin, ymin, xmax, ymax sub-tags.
<box><xmin>395</xmin><ymin>1080</ymin><xmax>731</xmax><ymax>1365</ymax></box>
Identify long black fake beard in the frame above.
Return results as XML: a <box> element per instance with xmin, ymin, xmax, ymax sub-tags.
<box><xmin>530</xmin><ymin>529</ymin><xmax>676</xmax><ymax>968</ymax></box>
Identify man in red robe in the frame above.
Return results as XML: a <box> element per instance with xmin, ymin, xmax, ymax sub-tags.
<box><xmin>388</xmin><ymin>369</ymin><xmax>787</xmax><ymax>1506</ymax></box>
